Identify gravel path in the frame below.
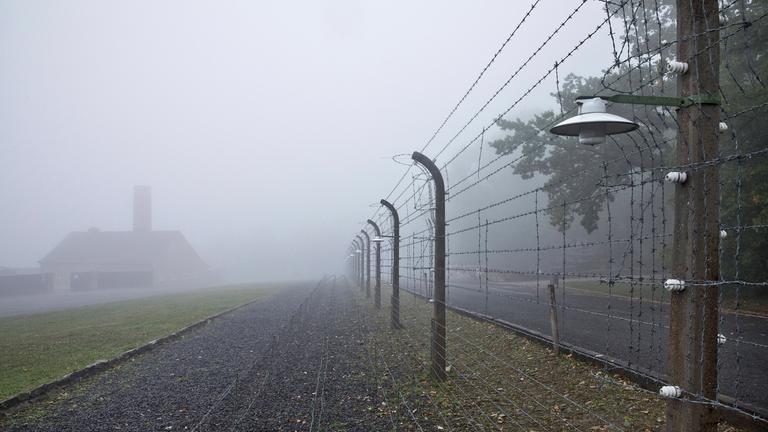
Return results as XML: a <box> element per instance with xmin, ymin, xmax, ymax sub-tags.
<box><xmin>2</xmin><ymin>277</ymin><xmax>390</xmax><ymax>431</ymax></box>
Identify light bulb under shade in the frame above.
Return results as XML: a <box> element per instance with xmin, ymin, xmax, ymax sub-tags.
<box><xmin>578</xmin><ymin>125</ymin><xmax>608</xmax><ymax>146</ymax></box>
<box><xmin>550</xmin><ymin>112</ymin><xmax>639</xmax><ymax>145</ymax></box>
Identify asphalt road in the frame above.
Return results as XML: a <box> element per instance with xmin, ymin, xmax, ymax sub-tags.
<box><xmin>404</xmin><ymin>276</ymin><xmax>768</xmax><ymax>415</ymax></box>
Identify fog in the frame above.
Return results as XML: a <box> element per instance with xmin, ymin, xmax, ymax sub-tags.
<box><xmin>1</xmin><ymin>0</ymin><xmax>616</xmax><ymax>282</ymax></box>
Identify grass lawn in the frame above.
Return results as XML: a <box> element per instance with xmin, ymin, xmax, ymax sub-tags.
<box><xmin>567</xmin><ymin>279</ymin><xmax>768</xmax><ymax>316</ymax></box>
<box><xmin>0</xmin><ymin>283</ymin><xmax>278</xmax><ymax>401</ymax></box>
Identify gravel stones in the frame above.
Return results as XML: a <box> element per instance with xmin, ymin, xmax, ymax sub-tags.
<box><xmin>2</xmin><ymin>278</ymin><xmax>392</xmax><ymax>431</ymax></box>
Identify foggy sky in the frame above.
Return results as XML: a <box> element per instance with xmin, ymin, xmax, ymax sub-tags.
<box><xmin>1</xmin><ymin>0</ymin><xmax>616</xmax><ymax>282</ymax></box>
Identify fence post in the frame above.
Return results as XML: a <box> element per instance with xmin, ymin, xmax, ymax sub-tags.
<box><xmin>367</xmin><ymin>219</ymin><xmax>382</xmax><ymax>309</ymax></box>
<box><xmin>349</xmin><ymin>245</ymin><xmax>357</xmax><ymax>282</ymax></box>
<box><xmin>381</xmin><ymin>199</ymin><xmax>401</xmax><ymax>329</ymax></box>
<box><xmin>355</xmin><ymin>235</ymin><xmax>365</xmax><ymax>291</ymax></box>
<box><xmin>548</xmin><ymin>277</ymin><xmax>560</xmax><ymax>356</ymax></box>
<box><xmin>412</xmin><ymin>151</ymin><xmax>446</xmax><ymax>382</ymax></box>
<box><xmin>666</xmin><ymin>0</ymin><xmax>720</xmax><ymax>430</ymax></box>
<box><xmin>360</xmin><ymin>230</ymin><xmax>371</xmax><ymax>298</ymax></box>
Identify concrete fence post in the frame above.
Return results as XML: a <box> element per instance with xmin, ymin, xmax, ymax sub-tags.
<box><xmin>412</xmin><ymin>151</ymin><xmax>446</xmax><ymax>382</ymax></box>
<box><xmin>367</xmin><ymin>219</ymin><xmax>382</xmax><ymax>309</ymax></box>
<box><xmin>381</xmin><ymin>199</ymin><xmax>401</xmax><ymax>329</ymax></box>
<box><xmin>360</xmin><ymin>230</ymin><xmax>371</xmax><ymax>298</ymax></box>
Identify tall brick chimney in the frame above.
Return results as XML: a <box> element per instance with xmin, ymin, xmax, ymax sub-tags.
<box><xmin>133</xmin><ymin>186</ymin><xmax>151</xmax><ymax>232</ymax></box>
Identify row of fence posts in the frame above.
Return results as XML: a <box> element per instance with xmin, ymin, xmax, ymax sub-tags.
<box><xmin>348</xmin><ymin>156</ymin><xmax>569</xmax><ymax>384</ymax></box>
<box><xmin>349</xmin><ymin>137</ymin><xmax>722</xmax><ymax>430</ymax></box>
<box><xmin>347</xmin><ymin>0</ymin><xmax>723</xmax><ymax>428</ymax></box>
<box><xmin>347</xmin><ymin>151</ymin><xmax>446</xmax><ymax>380</ymax></box>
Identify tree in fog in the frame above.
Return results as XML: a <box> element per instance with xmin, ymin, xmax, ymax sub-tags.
<box><xmin>489</xmin><ymin>0</ymin><xmax>768</xmax><ymax>285</ymax></box>
<box><xmin>489</xmin><ymin>1</ymin><xmax>675</xmax><ymax>234</ymax></box>
<box><xmin>718</xmin><ymin>0</ymin><xmax>768</xmax><ymax>285</ymax></box>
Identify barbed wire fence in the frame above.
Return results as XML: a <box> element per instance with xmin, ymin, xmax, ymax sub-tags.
<box><xmin>348</xmin><ymin>0</ymin><xmax>767</xmax><ymax>430</ymax></box>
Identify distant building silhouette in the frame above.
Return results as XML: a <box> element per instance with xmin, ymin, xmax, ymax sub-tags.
<box><xmin>39</xmin><ymin>187</ymin><xmax>209</xmax><ymax>291</ymax></box>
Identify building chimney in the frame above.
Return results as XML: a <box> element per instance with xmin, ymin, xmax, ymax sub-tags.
<box><xmin>133</xmin><ymin>186</ymin><xmax>151</xmax><ymax>232</ymax></box>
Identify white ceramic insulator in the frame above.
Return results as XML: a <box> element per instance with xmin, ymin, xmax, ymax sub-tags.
<box><xmin>667</xmin><ymin>60</ymin><xmax>689</xmax><ymax>74</ymax></box>
<box><xmin>659</xmin><ymin>385</ymin><xmax>683</xmax><ymax>398</ymax></box>
<box><xmin>717</xmin><ymin>334</ymin><xmax>727</xmax><ymax>345</ymax></box>
<box><xmin>720</xmin><ymin>229</ymin><xmax>728</xmax><ymax>239</ymax></box>
<box><xmin>664</xmin><ymin>279</ymin><xmax>686</xmax><ymax>292</ymax></box>
<box><xmin>665</xmin><ymin>171</ymin><xmax>688</xmax><ymax>184</ymax></box>
<box><xmin>719</xmin><ymin>122</ymin><xmax>728</xmax><ymax>132</ymax></box>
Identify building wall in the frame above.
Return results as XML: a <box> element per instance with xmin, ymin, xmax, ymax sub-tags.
<box><xmin>42</xmin><ymin>263</ymin><xmax>155</xmax><ymax>291</ymax></box>
<box><xmin>70</xmin><ymin>271</ymin><xmax>153</xmax><ymax>290</ymax></box>
<box><xmin>0</xmin><ymin>273</ymin><xmax>51</xmax><ymax>296</ymax></box>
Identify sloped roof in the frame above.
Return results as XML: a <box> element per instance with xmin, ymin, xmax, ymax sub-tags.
<box><xmin>40</xmin><ymin>230</ymin><xmax>207</xmax><ymax>271</ymax></box>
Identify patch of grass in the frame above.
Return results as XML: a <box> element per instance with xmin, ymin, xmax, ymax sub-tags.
<box><xmin>0</xmin><ymin>283</ymin><xmax>279</xmax><ymax>401</ymax></box>
<box><xmin>360</xmin><ymin>284</ymin><xmax>748</xmax><ymax>431</ymax></box>
<box><xmin>567</xmin><ymin>279</ymin><xmax>666</xmax><ymax>299</ymax></box>
<box><xmin>568</xmin><ymin>280</ymin><xmax>768</xmax><ymax>316</ymax></box>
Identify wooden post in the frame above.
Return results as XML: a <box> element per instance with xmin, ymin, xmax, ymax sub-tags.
<box><xmin>548</xmin><ymin>277</ymin><xmax>560</xmax><ymax>355</ymax></box>
<box><xmin>666</xmin><ymin>0</ymin><xmax>720</xmax><ymax>430</ymax></box>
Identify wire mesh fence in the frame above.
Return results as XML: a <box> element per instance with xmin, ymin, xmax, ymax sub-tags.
<box><xmin>350</xmin><ymin>0</ymin><xmax>767</xmax><ymax>429</ymax></box>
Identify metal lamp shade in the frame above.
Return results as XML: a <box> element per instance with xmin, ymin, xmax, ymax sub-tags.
<box><xmin>550</xmin><ymin>98</ymin><xmax>638</xmax><ymax>145</ymax></box>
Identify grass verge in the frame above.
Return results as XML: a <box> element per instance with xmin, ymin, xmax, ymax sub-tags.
<box><xmin>359</xmin><ymin>283</ymin><xmax>747</xmax><ymax>431</ymax></box>
<box><xmin>0</xmin><ymin>283</ymin><xmax>277</xmax><ymax>401</ymax></box>
<box><xmin>567</xmin><ymin>279</ymin><xmax>768</xmax><ymax>316</ymax></box>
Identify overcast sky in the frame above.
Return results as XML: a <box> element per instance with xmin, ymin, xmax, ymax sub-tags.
<box><xmin>0</xmin><ymin>0</ymin><xmax>616</xmax><ymax>282</ymax></box>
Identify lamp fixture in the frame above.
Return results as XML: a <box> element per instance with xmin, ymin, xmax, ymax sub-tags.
<box><xmin>550</xmin><ymin>93</ymin><xmax>720</xmax><ymax>145</ymax></box>
<box><xmin>550</xmin><ymin>98</ymin><xmax>639</xmax><ymax>145</ymax></box>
